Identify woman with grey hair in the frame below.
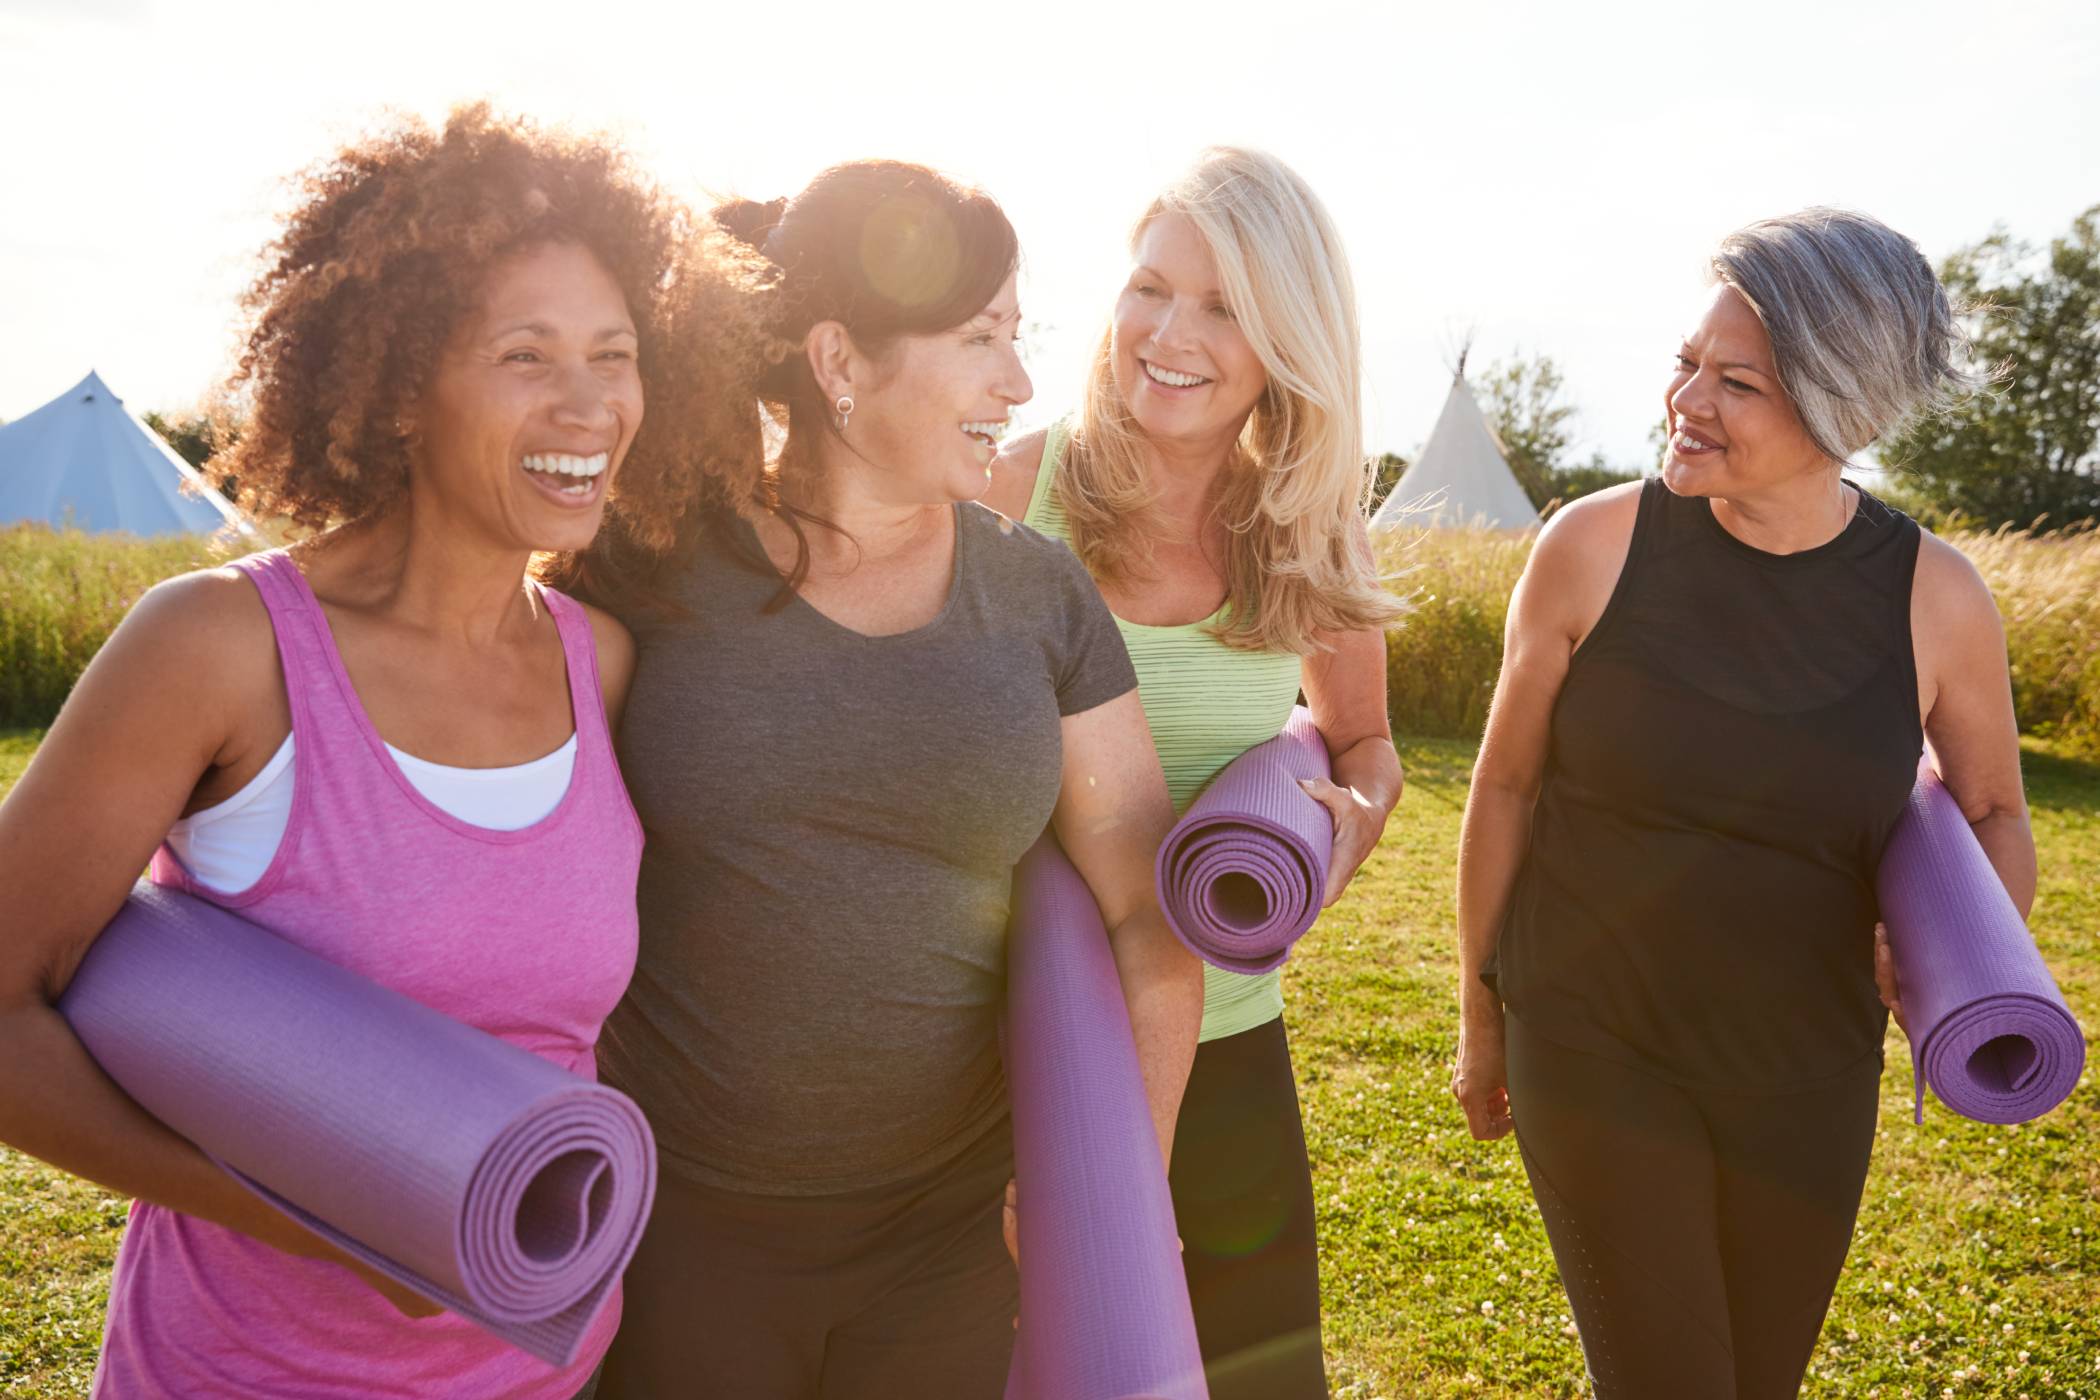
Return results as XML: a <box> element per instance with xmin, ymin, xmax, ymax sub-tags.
<box><xmin>1449</xmin><ymin>208</ymin><xmax>2033</xmax><ymax>1397</ymax></box>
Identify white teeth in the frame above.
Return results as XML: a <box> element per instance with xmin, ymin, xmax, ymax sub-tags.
<box><xmin>1675</xmin><ymin>431</ymin><xmax>1718</xmax><ymax>453</ymax></box>
<box><xmin>521</xmin><ymin>452</ymin><xmax>609</xmax><ymax>478</ymax></box>
<box><xmin>960</xmin><ymin>420</ymin><xmax>1006</xmax><ymax>441</ymax></box>
<box><xmin>1143</xmin><ymin>361</ymin><xmax>1207</xmax><ymax>388</ymax></box>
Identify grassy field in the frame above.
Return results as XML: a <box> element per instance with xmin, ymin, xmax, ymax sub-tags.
<box><xmin>0</xmin><ymin>726</ymin><xmax>2093</xmax><ymax>1396</ymax></box>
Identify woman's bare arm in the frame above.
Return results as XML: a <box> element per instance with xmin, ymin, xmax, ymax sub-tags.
<box><xmin>1912</xmin><ymin>533</ymin><xmax>2035</xmax><ymax>914</ymax></box>
<box><xmin>1050</xmin><ymin>690</ymin><xmax>1202</xmax><ymax>1166</ymax></box>
<box><xmin>1301</xmin><ymin>611</ymin><xmax>1403</xmax><ymax>907</ymax></box>
<box><xmin>1453</xmin><ymin>486</ymin><xmax>1637</xmax><ymax>1139</ymax></box>
<box><xmin>0</xmin><ymin>572</ymin><xmax>431</xmax><ymax>1310</ymax></box>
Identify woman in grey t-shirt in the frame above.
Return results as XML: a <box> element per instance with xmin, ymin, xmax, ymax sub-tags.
<box><xmin>584</xmin><ymin>162</ymin><xmax>1205</xmax><ymax>1398</ymax></box>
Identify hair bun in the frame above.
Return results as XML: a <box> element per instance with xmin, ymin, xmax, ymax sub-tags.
<box><xmin>713</xmin><ymin>196</ymin><xmax>789</xmax><ymax>261</ymax></box>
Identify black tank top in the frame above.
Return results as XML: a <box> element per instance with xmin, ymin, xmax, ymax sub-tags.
<box><xmin>1491</xmin><ymin>477</ymin><xmax>1924</xmax><ymax>1091</ymax></box>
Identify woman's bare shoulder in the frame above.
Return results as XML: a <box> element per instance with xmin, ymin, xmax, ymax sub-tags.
<box><xmin>1911</xmin><ymin>528</ymin><xmax>2002</xmax><ymax>648</ymax></box>
<box><xmin>983</xmin><ymin>427</ymin><xmax>1051</xmax><ymax>521</ymax></box>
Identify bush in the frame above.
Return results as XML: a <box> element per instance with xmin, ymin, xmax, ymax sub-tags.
<box><xmin>0</xmin><ymin>525</ymin><xmax>234</xmax><ymax>727</ymax></box>
<box><xmin>1379</xmin><ymin>521</ymin><xmax>2100</xmax><ymax>758</ymax></box>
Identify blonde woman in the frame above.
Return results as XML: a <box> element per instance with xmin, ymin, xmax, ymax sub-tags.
<box><xmin>986</xmin><ymin>147</ymin><xmax>1402</xmax><ymax>1400</ymax></box>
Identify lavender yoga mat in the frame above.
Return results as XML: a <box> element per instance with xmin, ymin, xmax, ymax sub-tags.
<box><xmin>1877</xmin><ymin>763</ymin><xmax>2085</xmax><ymax>1125</ymax></box>
<box><xmin>1004</xmin><ymin>835</ymin><xmax>1206</xmax><ymax>1400</ymax></box>
<box><xmin>1156</xmin><ymin>706</ymin><xmax>1334</xmax><ymax>975</ymax></box>
<box><xmin>58</xmin><ymin>882</ymin><xmax>656</xmax><ymax>1366</ymax></box>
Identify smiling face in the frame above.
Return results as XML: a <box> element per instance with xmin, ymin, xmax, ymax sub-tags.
<box><xmin>1662</xmin><ymin>283</ymin><xmax>1829</xmax><ymax>499</ymax></box>
<box><xmin>411</xmin><ymin>240</ymin><xmax>642</xmax><ymax>554</ymax></box>
<box><xmin>1110</xmin><ymin>211</ymin><xmax>1267</xmax><ymax>454</ymax></box>
<box><xmin>841</xmin><ymin>270</ymin><xmax>1032</xmax><ymax>506</ymax></box>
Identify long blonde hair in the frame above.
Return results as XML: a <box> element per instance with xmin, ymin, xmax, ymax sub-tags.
<box><xmin>1063</xmin><ymin>147</ymin><xmax>1401</xmax><ymax>654</ymax></box>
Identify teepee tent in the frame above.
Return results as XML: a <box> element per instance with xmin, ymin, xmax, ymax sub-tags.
<box><xmin>0</xmin><ymin>371</ymin><xmax>248</xmax><ymax>537</ymax></box>
<box><xmin>1370</xmin><ymin>368</ymin><xmax>1539</xmax><ymax>532</ymax></box>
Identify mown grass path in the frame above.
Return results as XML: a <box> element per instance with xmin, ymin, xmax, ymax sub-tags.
<box><xmin>1</xmin><ymin>728</ymin><xmax>2094</xmax><ymax>1396</ymax></box>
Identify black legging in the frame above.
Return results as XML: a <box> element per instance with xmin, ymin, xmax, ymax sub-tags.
<box><xmin>1504</xmin><ymin>1013</ymin><xmax>1881</xmax><ymax>1399</ymax></box>
<box><xmin>1169</xmin><ymin>1016</ymin><xmax>1328</xmax><ymax>1400</ymax></box>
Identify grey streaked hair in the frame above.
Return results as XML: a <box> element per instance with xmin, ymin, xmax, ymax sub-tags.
<box><xmin>1710</xmin><ymin>208</ymin><xmax>1981</xmax><ymax>463</ymax></box>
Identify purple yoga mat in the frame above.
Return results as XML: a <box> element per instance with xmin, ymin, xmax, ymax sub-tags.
<box><xmin>57</xmin><ymin>882</ymin><xmax>656</xmax><ymax>1366</ymax></box>
<box><xmin>1004</xmin><ymin>835</ymin><xmax>1206</xmax><ymax>1400</ymax></box>
<box><xmin>1156</xmin><ymin>706</ymin><xmax>1334</xmax><ymax>975</ymax></box>
<box><xmin>1877</xmin><ymin>763</ymin><xmax>2085</xmax><ymax>1125</ymax></box>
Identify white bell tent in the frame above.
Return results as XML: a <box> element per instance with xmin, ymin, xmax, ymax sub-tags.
<box><xmin>0</xmin><ymin>371</ymin><xmax>248</xmax><ymax>537</ymax></box>
<box><xmin>1371</xmin><ymin>369</ymin><xmax>1540</xmax><ymax>532</ymax></box>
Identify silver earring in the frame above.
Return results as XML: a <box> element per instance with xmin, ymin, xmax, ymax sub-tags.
<box><xmin>834</xmin><ymin>395</ymin><xmax>854</xmax><ymax>434</ymax></box>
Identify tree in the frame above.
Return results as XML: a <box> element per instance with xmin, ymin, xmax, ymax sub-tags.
<box><xmin>1880</xmin><ymin>205</ymin><xmax>2100</xmax><ymax>528</ymax></box>
<box><xmin>142</xmin><ymin>410</ymin><xmax>216</xmax><ymax>470</ymax></box>
<box><xmin>1549</xmin><ymin>451</ymin><xmax>1640</xmax><ymax>507</ymax></box>
<box><xmin>143</xmin><ymin>409</ymin><xmax>240</xmax><ymax>500</ymax></box>
<box><xmin>1368</xmin><ymin>451</ymin><xmax>1408</xmax><ymax>515</ymax></box>
<box><xmin>1477</xmin><ymin>352</ymin><xmax>1640</xmax><ymax>509</ymax></box>
<box><xmin>1477</xmin><ymin>353</ymin><xmax>1573</xmax><ymax>508</ymax></box>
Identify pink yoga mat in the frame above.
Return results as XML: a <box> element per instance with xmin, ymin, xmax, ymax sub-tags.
<box><xmin>1004</xmin><ymin>835</ymin><xmax>1207</xmax><ymax>1400</ymax></box>
<box><xmin>57</xmin><ymin>882</ymin><xmax>655</xmax><ymax>1366</ymax></box>
<box><xmin>1156</xmin><ymin>707</ymin><xmax>1334</xmax><ymax>975</ymax></box>
<box><xmin>1876</xmin><ymin>763</ymin><xmax>2085</xmax><ymax>1125</ymax></box>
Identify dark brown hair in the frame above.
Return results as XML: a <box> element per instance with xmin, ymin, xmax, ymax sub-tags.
<box><xmin>710</xmin><ymin>162</ymin><xmax>1017</xmax><ymax>558</ymax></box>
<box><xmin>219</xmin><ymin>103</ymin><xmax>772</xmax><ymax>586</ymax></box>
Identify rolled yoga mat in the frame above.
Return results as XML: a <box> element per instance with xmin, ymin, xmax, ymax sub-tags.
<box><xmin>1155</xmin><ymin>706</ymin><xmax>1334</xmax><ymax>975</ymax></box>
<box><xmin>1877</xmin><ymin>762</ymin><xmax>2085</xmax><ymax>1125</ymax></box>
<box><xmin>1004</xmin><ymin>835</ymin><xmax>1206</xmax><ymax>1400</ymax></box>
<box><xmin>58</xmin><ymin>881</ymin><xmax>656</xmax><ymax>1367</ymax></box>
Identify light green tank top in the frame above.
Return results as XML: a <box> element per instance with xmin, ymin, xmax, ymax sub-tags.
<box><xmin>1024</xmin><ymin>421</ymin><xmax>1305</xmax><ymax>1042</ymax></box>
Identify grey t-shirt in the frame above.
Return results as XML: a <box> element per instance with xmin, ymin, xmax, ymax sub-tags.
<box><xmin>605</xmin><ymin>503</ymin><xmax>1138</xmax><ymax>1194</ymax></box>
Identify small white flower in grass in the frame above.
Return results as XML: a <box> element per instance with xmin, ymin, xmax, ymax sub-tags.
<box><xmin>1479</xmin><ymin>1300</ymin><xmax>1494</xmax><ymax>1315</ymax></box>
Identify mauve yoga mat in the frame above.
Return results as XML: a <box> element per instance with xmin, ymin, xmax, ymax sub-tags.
<box><xmin>58</xmin><ymin>882</ymin><xmax>656</xmax><ymax>1366</ymax></box>
<box><xmin>1156</xmin><ymin>706</ymin><xmax>1334</xmax><ymax>975</ymax></box>
<box><xmin>1004</xmin><ymin>835</ymin><xmax>1206</xmax><ymax>1400</ymax></box>
<box><xmin>1877</xmin><ymin>763</ymin><xmax>2085</xmax><ymax>1125</ymax></box>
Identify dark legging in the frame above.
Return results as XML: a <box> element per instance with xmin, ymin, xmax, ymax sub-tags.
<box><xmin>1170</xmin><ymin>1016</ymin><xmax>1328</xmax><ymax>1400</ymax></box>
<box><xmin>597</xmin><ymin>1115</ymin><xmax>1016</xmax><ymax>1399</ymax></box>
<box><xmin>1504</xmin><ymin>1013</ymin><xmax>1881</xmax><ymax>1399</ymax></box>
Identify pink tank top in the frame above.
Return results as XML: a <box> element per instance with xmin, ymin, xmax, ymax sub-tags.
<box><xmin>97</xmin><ymin>549</ymin><xmax>643</xmax><ymax>1399</ymax></box>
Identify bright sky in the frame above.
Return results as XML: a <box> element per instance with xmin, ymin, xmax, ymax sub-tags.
<box><xmin>2</xmin><ymin>0</ymin><xmax>2095</xmax><ymax>467</ymax></box>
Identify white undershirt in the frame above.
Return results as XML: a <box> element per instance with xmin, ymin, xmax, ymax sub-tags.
<box><xmin>164</xmin><ymin>733</ymin><xmax>578</xmax><ymax>894</ymax></box>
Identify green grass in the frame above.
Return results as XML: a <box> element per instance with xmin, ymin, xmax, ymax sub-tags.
<box><xmin>1</xmin><ymin>728</ymin><xmax>2095</xmax><ymax>1396</ymax></box>
<box><xmin>1295</xmin><ymin>735</ymin><xmax>2100</xmax><ymax>1398</ymax></box>
<box><xmin>0</xmin><ymin>729</ymin><xmax>125</xmax><ymax>1398</ymax></box>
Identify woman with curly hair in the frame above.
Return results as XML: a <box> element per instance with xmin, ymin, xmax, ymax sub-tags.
<box><xmin>581</xmin><ymin>161</ymin><xmax>1203</xmax><ymax>1398</ymax></box>
<box><xmin>981</xmin><ymin>147</ymin><xmax>1405</xmax><ymax>1400</ymax></box>
<box><xmin>0</xmin><ymin>105</ymin><xmax>763</xmax><ymax>1397</ymax></box>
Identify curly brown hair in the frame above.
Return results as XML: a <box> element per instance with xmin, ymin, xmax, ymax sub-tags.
<box><xmin>220</xmin><ymin>103</ymin><xmax>772</xmax><ymax>583</ymax></box>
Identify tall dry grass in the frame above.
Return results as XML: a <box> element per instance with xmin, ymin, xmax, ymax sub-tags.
<box><xmin>1376</xmin><ymin>527</ymin><xmax>1530</xmax><ymax>740</ymax></box>
<box><xmin>0</xmin><ymin>525</ymin><xmax>238</xmax><ymax>727</ymax></box>
<box><xmin>1955</xmin><ymin>521</ymin><xmax>2100</xmax><ymax>754</ymax></box>
<box><xmin>1381</xmin><ymin>521</ymin><xmax>2100</xmax><ymax>756</ymax></box>
<box><xmin>1</xmin><ymin>521</ymin><xmax>2095</xmax><ymax>756</ymax></box>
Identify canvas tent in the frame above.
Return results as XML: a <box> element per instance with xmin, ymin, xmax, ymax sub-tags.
<box><xmin>0</xmin><ymin>371</ymin><xmax>247</xmax><ymax>537</ymax></box>
<box><xmin>1370</xmin><ymin>371</ymin><xmax>1540</xmax><ymax>532</ymax></box>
